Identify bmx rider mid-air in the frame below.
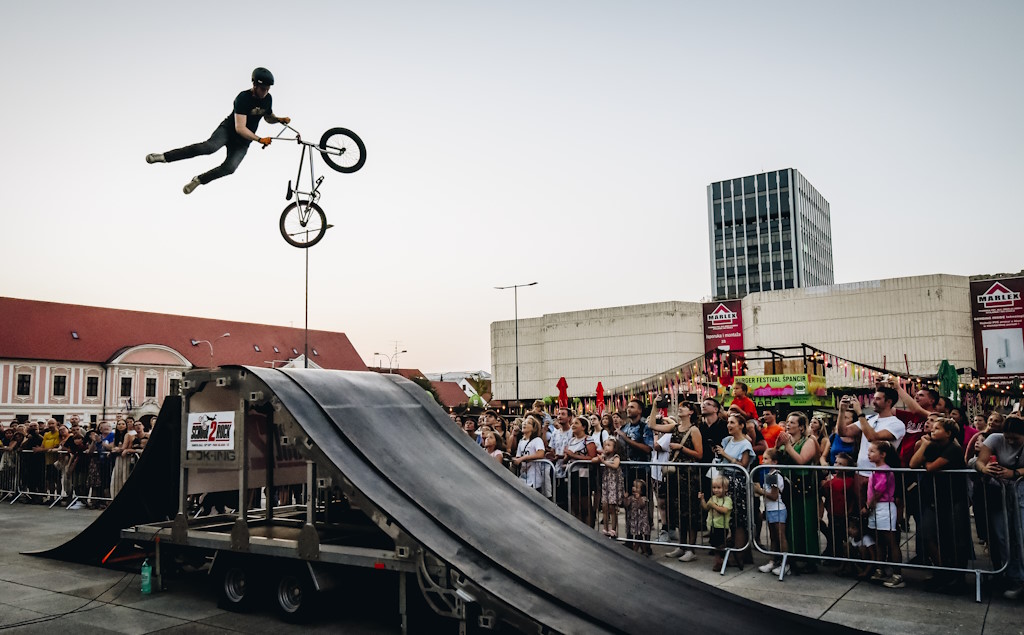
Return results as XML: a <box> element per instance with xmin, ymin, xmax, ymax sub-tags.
<box><xmin>146</xmin><ymin>67</ymin><xmax>290</xmax><ymax>194</ymax></box>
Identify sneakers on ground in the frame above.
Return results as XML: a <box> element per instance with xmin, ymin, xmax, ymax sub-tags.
<box><xmin>67</xmin><ymin>501</ymin><xmax>85</xmax><ymax>510</ymax></box>
<box><xmin>678</xmin><ymin>550</ymin><xmax>697</xmax><ymax>562</ymax></box>
<box><xmin>146</xmin><ymin>153</ymin><xmax>165</xmax><ymax>163</ymax></box>
<box><xmin>758</xmin><ymin>562</ymin><xmax>777</xmax><ymax>573</ymax></box>
<box><xmin>656</xmin><ymin>530</ymin><xmax>670</xmax><ymax>543</ymax></box>
<box><xmin>664</xmin><ymin>548</ymin><xmax>685</xmax><ymax>559</ymax></box>
<box><xmin>183</xmin><ymin>177</ymin><xmax>201</xmax><ymax>194</ymax></box>
<box><xmin>870</xmin><ymin>568</ymin><xmax>888</xmax><ymax>582</ymax></box>
<box><xmin>883</xmin><ymin>574</ymin><xmax>906</xmax><ymax>589</ymax></box>
<box><xmin>771</xmin><ymin>564</ymin><xmax>791</xmax><ymax>576</ymax></box>
<box><xmin>1004</xmin><ymin>584</ymin><xmax>1024</xmax><ymax>600</ymax></box>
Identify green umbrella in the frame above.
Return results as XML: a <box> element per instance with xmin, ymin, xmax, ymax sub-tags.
<box><xmin>937</xmin><ymin>360</ymin><xmax>960</xmax><ymax>407</ymax></box>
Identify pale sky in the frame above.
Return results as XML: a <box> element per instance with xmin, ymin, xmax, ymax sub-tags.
<box><xmin>2</xmin><ymin>1</ymin><xmax>1021</xmax><ymax>374</ymax></box>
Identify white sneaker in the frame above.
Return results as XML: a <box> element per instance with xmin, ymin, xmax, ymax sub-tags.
<box><xmin>758</xmin><ymin>562</ymin><xmax>777</xmax><ymax>573</ymax></box>
<box><xmin>771</xmin><ymin>564</ymin><xmax>791</xmax><ymax>576</ymax></box>
<box><xmin>146</xmin><ymin>153</ymin><xmax>166</xmax><ymax>163</ymax></box>
<box><xmin>67</xmin><ymin>501</ymin><xmax>85</xmax><ymax>510</ymax></box>
<box><xmin>678</xmin><ymin>550</ymin><xmax>697</xmax><ymax>562</ymax></box>
<box><xmin>664</xmin><ymin>548</ymin><xmax>685</xmax><ymax>558</ymax></box>
<box><xmin>657</xmin><ymin>530</ymin><xmax>670</xmax><ymax>543</ymax></box>
<box><xmin>183</xmin><ymin>177</ymin><xmax>201</xmax><ymax>195</ymax></box>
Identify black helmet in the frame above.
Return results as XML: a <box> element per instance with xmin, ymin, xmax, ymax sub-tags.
<box><xmin>252</xmin><ymin>67</ymin><xmax>274</xmax><ymax>86</ymax></box>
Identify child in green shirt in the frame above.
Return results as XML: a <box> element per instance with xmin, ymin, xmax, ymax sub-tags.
<box><xmin>699</xmin><ymin>475</ymin><xmax>733</xmax><ymax>571</ymax></box>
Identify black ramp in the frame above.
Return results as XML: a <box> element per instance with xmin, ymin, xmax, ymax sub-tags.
<box><xmin>32</xmin><ymin>397</ymin><xmax>181</xmax><ymax>565</ymax></box>
<box><xmin>252</xmin><ymin>368</ymin><xmax>866</xmax><ymax>635</ymax></box>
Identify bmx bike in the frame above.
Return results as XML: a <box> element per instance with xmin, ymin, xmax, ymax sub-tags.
<box><xmin>273</xmin><ymin>124</ymin><xmax>366</xmax><ymax>248</ymax></box>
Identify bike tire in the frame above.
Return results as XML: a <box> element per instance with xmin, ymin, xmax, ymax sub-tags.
<box><xmin>318</xmin><ymin>127</ymin><xmax>366</xmax><ymax>173</ymax></box>
<box><xmin>279</xmin><ymin>200</ymin><xmax>328</xmax><ymax>248</ymax></box>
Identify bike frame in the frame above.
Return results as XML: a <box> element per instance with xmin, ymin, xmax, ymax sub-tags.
<box><xmin>273</xmin><ymin>123</ymin><xmax>323</xmax><ymax>205</ymax></box>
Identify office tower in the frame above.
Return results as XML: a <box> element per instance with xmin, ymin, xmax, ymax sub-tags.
<box><xmin>708</xmin><ymin>168</ymin><xmax>833</xmax><ymax>299</ymax></box>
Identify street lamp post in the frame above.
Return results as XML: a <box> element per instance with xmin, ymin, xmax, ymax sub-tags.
<box><xmin>373</xmin><ymin>349</ymin><xmax>407</xmax><ymax>373</ymax></box>
<box><xmin>191</xmin><ymin>333</ymin><xmax>231</xmax><ymax>366</ymax></box>
<box><xmin>495</xmin><ymin>281</ymin><xmax>537</xmax><ymax>404</ymax></box>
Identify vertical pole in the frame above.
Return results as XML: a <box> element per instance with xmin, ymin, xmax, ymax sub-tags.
<box><xmin>514</xmin><ymin>285</ymin><xmax>520</xmax><ymax>403</ymax></box>
<box><xmin>305</xmin><ymin>247</ymin><xmax>309</xmax><ymax>369</ymax></box>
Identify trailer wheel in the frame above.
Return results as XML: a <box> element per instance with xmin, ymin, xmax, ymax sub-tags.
<box><xmin>275</xmin><ymin>569</ymin><xmax>319</xmax><ymax>623</ymax></box>
<box><xmin>218</xmin><ymin>562</ymin><xmax>256</xmax><ymax>612</ymax></box>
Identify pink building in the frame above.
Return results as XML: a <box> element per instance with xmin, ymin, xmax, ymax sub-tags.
<box><xmin>0</xmin><ymin>297</ymin><xmax>366</xmax><ymax>425</ymax></box>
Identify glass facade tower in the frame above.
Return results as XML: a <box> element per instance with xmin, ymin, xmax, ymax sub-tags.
<box><xmin>707</xmin><ymin>168</ymin><xmax>833</xmax><ymax>300</ymax></box>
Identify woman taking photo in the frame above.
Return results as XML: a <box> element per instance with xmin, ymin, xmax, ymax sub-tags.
<box><xmin>662</xmin><ymin>401</ymin><xmax>704</xmax><ymax>562</ymax></box>
<box><xmin>776</xmin><ymin>411</ymin><xmax>821</xmax><ymax>570</ymax></box>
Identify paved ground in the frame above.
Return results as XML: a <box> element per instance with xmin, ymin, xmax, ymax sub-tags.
<box><xmin>0</xmin><ymin>503</ymin><xmax>1021</xmax><ymax>634</ymax></box>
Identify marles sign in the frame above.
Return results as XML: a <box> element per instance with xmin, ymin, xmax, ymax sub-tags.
<box><xmin>702</xmin><ymin>300</ymin><xmax>744</xmax><ymax>353</ymax></box>
<box><xmin>707</xmin><ymin>304</ymin><xmax>738</xmax><ymax>324</ymax></box>
<box><xmin>977</xmin><ymin>283</ymin><xmax>1021</xmax><ymax>309</ymax></box>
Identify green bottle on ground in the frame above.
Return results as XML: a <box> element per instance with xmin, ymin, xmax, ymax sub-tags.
<box><xmin>141</xmin><ymin>559</ymin><xmax>152</xmax><ymax>595</ymax></box>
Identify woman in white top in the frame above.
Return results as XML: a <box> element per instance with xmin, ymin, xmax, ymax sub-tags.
<box><xmin>513</xmin><ymin>416</ymin><xmax>546</xmax><ymax>492</ymax></box>
<box><xmin>564</xmin><ymin>417</ymin><xmax>598</xmax><ymax>526</ymax></box>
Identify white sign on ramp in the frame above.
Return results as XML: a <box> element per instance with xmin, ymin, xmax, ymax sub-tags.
<box><xmin>187</xmin><ymin>411</ymin><xmax>236</xmax><ymax>450</ymax></box>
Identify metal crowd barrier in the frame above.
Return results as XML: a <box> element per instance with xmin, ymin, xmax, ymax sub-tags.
<box><xmin>3</xmin><ymin>449</ymin><xmax>124</xmax><ymax>509</ymax></box>
<box><xmin>749</xmin><ymin>463</ymin><xmax>1009</xmax><ymax>602</ymax></box>
<box><xmin>566</xmin><ymin>459</ymin><xmax>754</xmax><ymax>573</ymax></box>
<box><xmin>510</xmin><ymin>457</ymin><xmax>557</xmax><ymax>502</ymax></box>
<box><xmin>0</xmin><ymin>448</ymin><xmax>18</xmax><ymax>501</ymax></box>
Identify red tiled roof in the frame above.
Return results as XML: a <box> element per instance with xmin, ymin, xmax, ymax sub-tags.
<box><xmin>368</xmin><ymin>367</ymin><xmax>426</xmax><ymax>380</ymax></box>
<box><xmin>0</xmin><ymin>297</ymin><xmax>366</xmax><ymax>371</ymax></box>
<box><xmin>430</xmin><ymin>381</ymin><xmax>469</xmax><ymax>408</ymax></box>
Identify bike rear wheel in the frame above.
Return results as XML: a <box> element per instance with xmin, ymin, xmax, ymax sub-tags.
<box><xmin>279</xmin><ymin>200</ymin><xmax>328</xmax><ymax>248</ymax></box>
<box><xmin>318</xmin><ymin>128</ymin><xmax>366</xmax><ymax>173</ymax></box>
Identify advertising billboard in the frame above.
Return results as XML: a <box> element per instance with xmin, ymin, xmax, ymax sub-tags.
<box><xmin>703</xmin><ymin>300</ymin><xmax>744</xmax><ymax>353</ymax></box>
<box><xmin>971</xmin><ymin>276</ymin><xmax>1024</xmax><ymax>377</ymax></box>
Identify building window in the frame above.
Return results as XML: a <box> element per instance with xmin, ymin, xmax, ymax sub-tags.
<box><xmin>169</xmin><ymin>378</ymin><xmax>181</xmax><ymax>395</ymax></box>
<box><xmin>145</xmin><ymin>377</ymin><xmax>157</xmax><ymax>398</ymax></box>
<box><xmin>17</xmin><ymin>374</ymin><xmax>31</xmax><ymax>396</ymax></box>
<box><xmin>120</xmin><ymin>377</ymin><xmax>132</xmax><ymax>398</ymax></box>
<box><xmin>53</xmin><ymin>375</ymin><xmax>67</xmax><ymax>397</ymax></box>
<box><xmin>86</xmin><ymin>376</ymin><xmax>99</xmax><ymax>397</ymax></box>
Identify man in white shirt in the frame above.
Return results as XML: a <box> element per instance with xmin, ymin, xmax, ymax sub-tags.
<box><xmin>838</xmin><ymin>387</ymin><xmax>906</xmax><ymax>508</ymax></box>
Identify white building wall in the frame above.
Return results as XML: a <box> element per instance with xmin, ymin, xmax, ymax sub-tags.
<box><xmin>742</xmin><ymin>274</ymin><xmax>973</xmax><ymax>376</ymax></box>
<box><xmin>491</xmin><ymin>302</ymin><xmax>705</xmax><ymax>400</ymax></box>
<box><xmin>491</xmin><ymin>274</ymin><xmax>976</xmax><ymax>400</ymax></box>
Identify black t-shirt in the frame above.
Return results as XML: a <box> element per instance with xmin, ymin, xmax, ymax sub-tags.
<box><xmin>220</xmin><ymin>89</ymin><xmax>273</xmax><ymax>137</ymax></box>
<box><xmin>21</xmin><ymin>432</ymin><xmax>43</xmax><ymax>451</ymax></box>
<box><xmin>920</xmin><ymin>440</ymin><xmax>967</xmax><ymax>508</ymax></box>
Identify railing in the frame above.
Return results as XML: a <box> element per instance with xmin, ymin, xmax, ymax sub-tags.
<box><xmin>556</xmin><ymin>456</ymin><xmax>1022</xmax><ymax>601</ymax></box>
<box><xmin>566</xmin><ymin>459</ymin><xmax>754</xmax><ymax>572</ymax></box>
<box><xmin>0</xmin><ymin>448</ymin><xmax>138</xmax><ymax>509</ymax></box>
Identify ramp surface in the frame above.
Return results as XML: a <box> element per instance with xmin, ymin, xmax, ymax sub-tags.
<box><xmin>33</xmin><ymin>397</ymin><xmax>181</xmax><ymax>565</ymax></box>
<box><xmin>250</xmin><ymin>368</ymin><xmax>863</xmax><ymax>635</ymax></box>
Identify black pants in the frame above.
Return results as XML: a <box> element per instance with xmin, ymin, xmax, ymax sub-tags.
<box><xmin>164</xmin><ymin>123</ymin><xmax>250</xmax><ymax>185</ymax></box>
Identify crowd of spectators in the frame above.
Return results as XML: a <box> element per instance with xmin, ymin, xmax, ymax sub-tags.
<box><xmin>1</xmin><ymin>415</ymin><xmax>150</xmax><ymax>509</ymax></box>
<box><xmin>451</xmin><ymin>381</ymin><xmax>1024</xmax><ymax>600</ymax></box>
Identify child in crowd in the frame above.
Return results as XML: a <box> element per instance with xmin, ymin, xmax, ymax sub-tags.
<box><xmin>626</xmin><ymin>479</ymin><xmax>652</xmax><ymax>555</ymax></box>
<box><xmin>863</xmin><ymin>440</ymin><xmax>904</xmax><ymax>589</ymax></box>
<box><xmin>699</xmin><ymin>475</ymin><xmax>733</xmax><ymax>570</ymax></box>
<box><xmin>822</xmin><ymin>452</ymin><xmax>857</xmax><ymax>559</ymax></box>
<box><xmin>754</xmin><ymin>448</ymin><xmax>789</xmax><ymax>576</ymax></box>
<box><xmin>842</xmin><ymin>516</ymin><xmax>876</xmax><ymax>579</ymax></box>
<box><xmin>599</xmin><ymin>438</ymin><xmax>624</xmax><ymax>538</ymax></box>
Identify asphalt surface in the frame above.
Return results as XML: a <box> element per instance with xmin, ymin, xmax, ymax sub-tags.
<box><xmin>1</xmin><ymin>502</ymin><xmax>1021</xmax><ymax>634</ymax></box>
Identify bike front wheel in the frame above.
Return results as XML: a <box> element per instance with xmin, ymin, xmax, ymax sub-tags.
<box><xmin>318</xmin><ymin>128</ymin><xmax>366</xmax><ymax>173</ymax></box>
<box><xmin>279</xmin><ymin>200</ymin><xmax>328</xmax><ymax>248</ymax></box>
